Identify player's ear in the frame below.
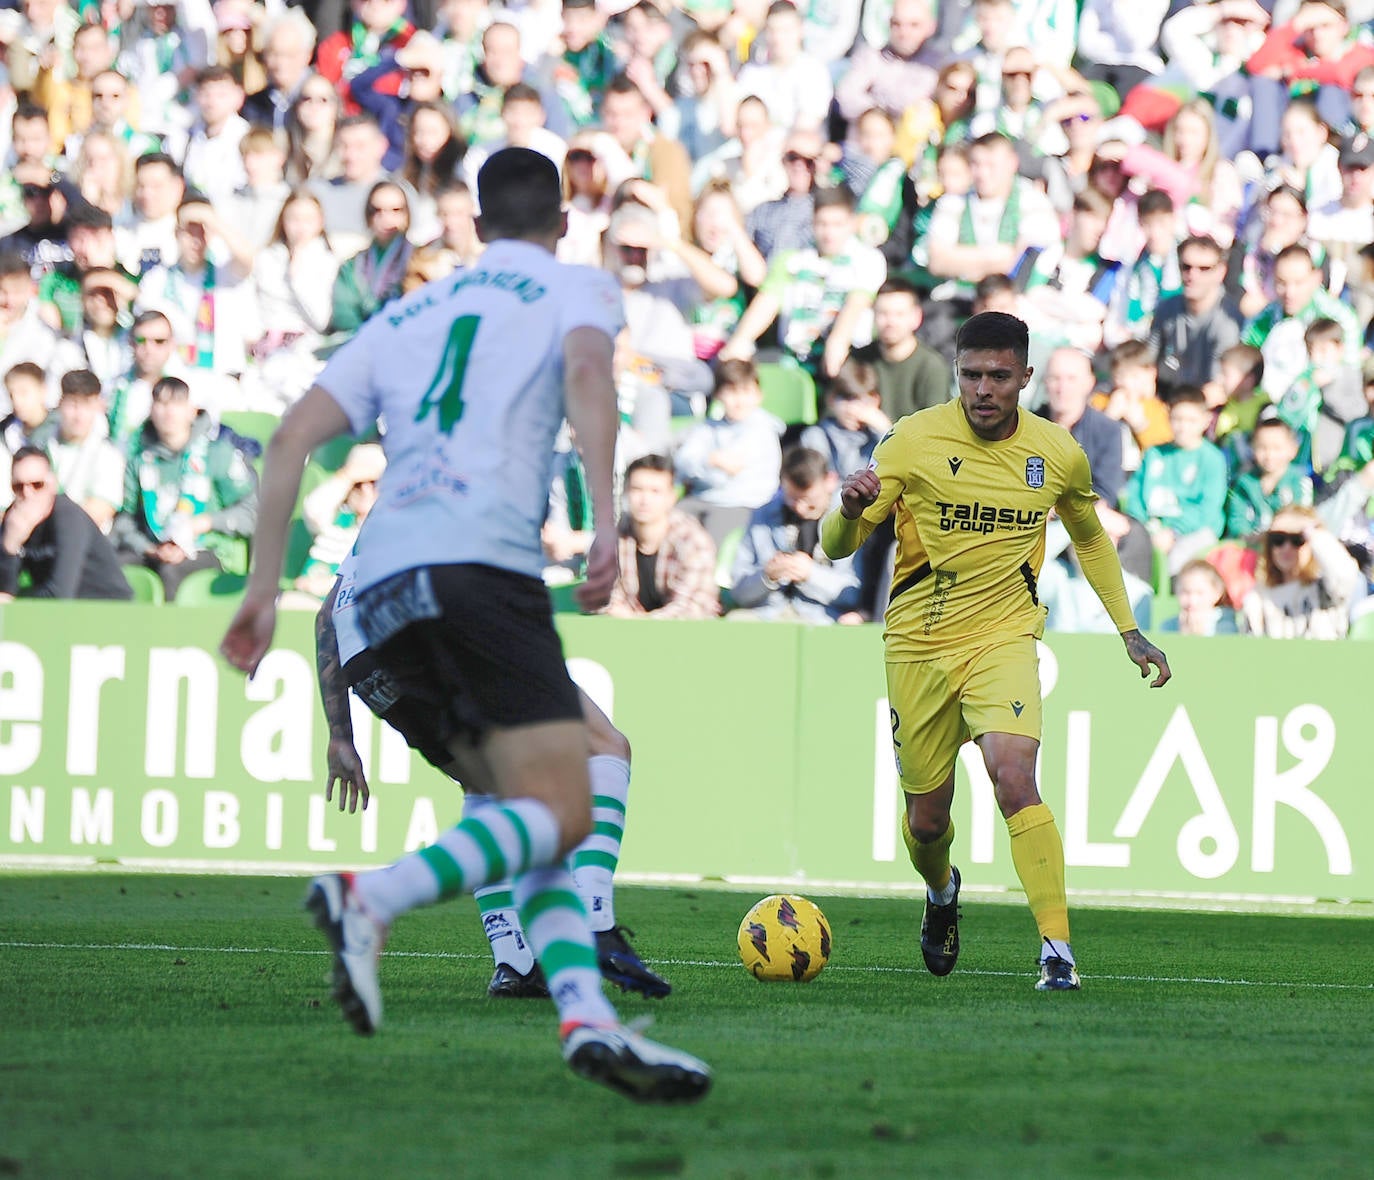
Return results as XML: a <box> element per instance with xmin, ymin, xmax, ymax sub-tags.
<box><xmin>1022</xmin><ymin>366</ymin><xmax>1034</xmax><ymax>388</ymax></box>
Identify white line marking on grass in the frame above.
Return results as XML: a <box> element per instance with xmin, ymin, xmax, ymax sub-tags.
<box><xmin>3</xmin><ymin>940</ymin><xmax>1371</xmax><ymax>991</ymax></box>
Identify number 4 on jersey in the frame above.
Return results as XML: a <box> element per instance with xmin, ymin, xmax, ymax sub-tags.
<box><xmin>415</xmin><ymin>314</ymin><xmax>480</xmax><ymax>434</ymax></box>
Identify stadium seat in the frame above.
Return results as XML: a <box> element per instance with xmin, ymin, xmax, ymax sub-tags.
<box><xmin>755</xmin><ymin>362</ymin><xmax>818</xmax><ymax>426</ymax></box>
<box><xmin>715</xmin><ymin>527</ymin><xmax>744</xmax><ymax>590</ymax></box>
<box><xmin>1349</xmin><ymin>609</ymin><xmax>1374</xmax><ymax>641</ymax></box>
<box><xmin>1150</xmin><ymin>545</ymin><xmax>1171</xmax><ymax>596</ymax></box>
<box><xmin>173</xmin><ymin>569</ymin><xmax>248</xmax><ymax>606</ymax></box>
<box><xmin>547</xmin><ymin>579</ymin><xmax>586</xmax><ymax>613</ymax></box>
<box><xmin>123</xmin><ymin>564</ymin><xmax>165</xmax><ymax>605</ymax></box>
<box><xmin>1151</xmin><ymin>593</ymin><xmax>1178</xmax><ymax>631</ymax></box>
<box><xmin>218</xmin><ymin>411</ymin><xmax>280</xmax><ymax>453</ymax></box>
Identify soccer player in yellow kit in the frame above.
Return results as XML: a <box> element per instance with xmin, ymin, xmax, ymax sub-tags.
<box><xmin>821</xmin><ymin>312</ymin><xmax>1171</xmax><ymax>990</ymax></box>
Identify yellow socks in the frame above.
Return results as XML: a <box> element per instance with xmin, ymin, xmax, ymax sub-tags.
<box><xmin>901</xmin><ymin>809</ymin><xmax>954</xmax><ymax>894</ymax></box>
<box><xmin>1006</xmin><ymin>803</ymin><xmax>1070</xmax><ymax>943</ymax></box>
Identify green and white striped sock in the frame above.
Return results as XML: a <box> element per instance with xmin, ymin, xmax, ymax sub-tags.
<box><xmin>571</xmin><ymin>755</ymin><xmax>630</xmax><ymax>933</ymax></box>
<box><xmin>514</xmin><ymin>866</ymin><xmax>617</xmax><ymax>1030</ymax></box>
<box><xmin>356</xmin><ymin>797</ymin><xmax>560</xmax><ymax>924</ymax></box>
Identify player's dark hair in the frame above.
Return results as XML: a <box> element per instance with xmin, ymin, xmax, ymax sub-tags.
<box><xmin>60</xmin><ymin>369</ymin><xmax>102</xmax><ymax>398</ymax></box>
<box><xmin>625</xmin><ymin>453</ymin><xmax>674</xmax><ymax>480</ymax></box>
<box><xmin>781</xmin><ymin>446</ymin><xmax>830</xmax><ymax>487</ymax></box>
<box><xmin>476</xmin><ymin>147</ymin><xmax>563</xmax><ymax>239</ymax></box>
<box><xmin>955</xmin><ymin>310</ymin><xmax>1029</xmax><ymax>365</ymax></box>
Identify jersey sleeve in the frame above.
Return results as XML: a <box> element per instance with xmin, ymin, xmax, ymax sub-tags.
<box><xmin>820</xmin><ymin>425</ymin><xmax>907</xmax><ymax>559</ymax></box>
<box><xmin>1056</xmin><ymin>443</ymin><xmax>1136</xmax><ymax>634</ymax></box>
<box><xmin>316</xmin><ymin>319</ymin><xmax>382</xmax><ymax>437</ymax></box>
<box><xmin>558</xmin><ymin>266</ymin><xmax>626</xmax><ymax>341</ymax></box>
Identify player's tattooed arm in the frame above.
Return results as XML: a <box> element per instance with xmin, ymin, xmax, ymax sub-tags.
<box><xmin>315</xmin><ymin>582</ymin><xmax>369</xmax><ymax>812</ymax></box>
<box><xmin>1122</xmin><ymin>629</ymin><xmax>1172</xmax><ymax>689</ymax></box>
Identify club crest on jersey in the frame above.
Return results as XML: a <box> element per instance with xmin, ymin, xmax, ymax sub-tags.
<box><xmin>1025</xmin><ymin>456</ymin><xmax>1045</xmax><ymax>488</ymax></box>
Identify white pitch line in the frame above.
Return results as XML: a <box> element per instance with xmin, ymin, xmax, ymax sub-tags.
<box><xmin>1</xmin><ymin>940</ymin><xmax>1371</xmax><ymax>991</ymax></box>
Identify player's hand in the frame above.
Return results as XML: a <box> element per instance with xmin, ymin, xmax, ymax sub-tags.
<box><xmin>326</xmin><ymin>736</ymin><xmax>370</xmax><ymax>813</ymax></box>
<box><xmin>839</xmin><ymin>469</ymin><xmax>881</xmax><ymax>519</ymax></box>
<box><xmin>576</xmin><ymin>530</ymin><xmax>618</xmax><ymax>612</ymax></box>
<box><xmin>220</xmin><ymin>594</ymin><xmax>277</xmax><ymax>677</ymax></box>
<box><xmin>1123</xmin><ymin>629</ymin><xmax>1171</xmax><ymax>688</ymax></box>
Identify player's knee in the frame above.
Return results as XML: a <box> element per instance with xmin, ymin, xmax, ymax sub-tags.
<box><xmin>992</xmin><ymin>767</ymin><xmax>1041</xmax><ymax>816</ymax></box>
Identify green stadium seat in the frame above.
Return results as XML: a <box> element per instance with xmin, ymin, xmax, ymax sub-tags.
<box><xmin>547</xmin><ymin>579</ymin><xmax>586</xmax><ymax>613</ymax></box>
<box><xmin>1349</xmin><ymin>609</ymin><xmax>1374</xmax><ymax>641</ymax></box>
<box><xmin>715</xmin><ymin>527</ymin><xmax>744</xmax><ymax>590</ymax></box>
<box><xmin>218</xmin><ymin>411</ymin><xmax>281</xmax><ymax>452</ymax></box>
<box><xmin>1150</xmin><ymin>544</ymin><xmax>1171</xmax><ymax>596</ymax></box>
<box><xmin>1150</xmin><ymin>593</ymin><xmax>1178</xmax><ymax>631</ymax></box>
<box><xmin>173</xmin><ymin>568</ymin><xmax>248</xmax><ymax>606</ymax></box>
<box><xmin>755</xmin><ymin>362</ymin><xmax>818</xmax><ymax>426</ymax></box>
<box><xmin>122</xmin><ymin>564</ymin><xmax>165</xmax><ymax>605</ymax></box>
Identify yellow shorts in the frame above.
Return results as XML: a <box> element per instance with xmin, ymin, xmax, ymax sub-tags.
<box><xmin>886</xmin><ymin>636</ymin><xmax>1042</xmax><ymax>795</ymax></box>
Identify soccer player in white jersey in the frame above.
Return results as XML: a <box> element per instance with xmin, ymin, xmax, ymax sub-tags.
<box><xmin>315</xmin><ymin>552</ymin><xmax>672</xmax><ymax>1000</ymax></box>
<box><xmin>221</xmin><ymin>148</ymin><xmax>710</xmax><ymax>1103</ymax></box>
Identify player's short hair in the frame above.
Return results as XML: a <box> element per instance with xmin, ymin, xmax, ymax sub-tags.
<box><xmin>714</xmin><ymin>357</ymin><xmax>758</xmax><ymax>391</ymax></box>
<box><xmin>955</xmin><ymin>310</ymin><xmax>1029</xmax><ymax>365</ymax></box>
<box><xmin>1304</xmin><ymin>316</ymin><xmax>1345</xmax><ymax>349</ymax></box>
<box><xmin>1137</xmin><ymin>188</ymin><xmax>1174</xmax><ymax>219</ymax></box>
<box><xmin>476</xmin><ymin>147</ymin><xmax>563</xmax><ymax>239</ymax></box>
<box><xmin>780</xmin><ymin>446</ymin><xmax>831</xmax><ymax>487</ymax></box>
<box><xmin>1168</xmin><ymin>384</ymin><xmax>1208</xmax><ymax>408</ymax></box>
<box><xmin>1110</xmin><ymin>339</ymin><xmax>1155</xmax><ymax>373</ymax></box>
<box><xmin>59</xmin><ymin>369</ymin><xmax>102</xmax><ymax>398</ymax></box>
<box><xmin>624</xmin><ymin>453</ymin><xmax>674</xmax><ymax>481</ymax></box>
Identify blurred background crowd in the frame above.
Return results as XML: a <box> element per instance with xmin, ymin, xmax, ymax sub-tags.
<box><xmin>1</xmin><ymin>0</ymin><xmax>1372</xmax><ymax>639</ymax></box>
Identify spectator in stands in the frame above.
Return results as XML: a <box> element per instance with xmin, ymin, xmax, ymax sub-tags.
<box><xmin>242</xmin><ymin>7</ymin><xmax>317</xmax><ymax>132</ymax></box>
<box><xmin>1271</xmin><ymin>317</ymin><xmax>1366</xmax><ymax>473</ymax></box>
<box><xmin>461</xmin><ymin>83</ymin><xmax>567</xmax><ymax>188</ymax></box>
<box><xmin>67</xmin><ymin>130</ymin><xmax>135</xmax><ymax>222</ymax></box>
<box><xmin>598</xmin><ymin>74</ymin><xmax>693</xmax><ymax>237</ymax></box>
<box><xmin>0</xmin><ymin>445</ymin><xmax>132</xmax><ymax>601</ymax></box>
<box><xmin>967</xmin><ymin>45</ymin><xmax>1045</xmax><ymax>145</ymax></box>
<box><xmin>686</xmin><ymin>180</ymin><xmax>766</xmax><ymax>362</ymax></box>
<box><xmin>724</xmin><ymin>186</ymin><xmax>885</xmax><ymax>380</ymax></box>
<box><xmin>1263</xmin><ymin>99</ymin><xmax>1342</xmax><ymax>215</ymax></box>
<box><xmin>834</xmin><ymin>0</ymin><xmax>939</xmax><ymax>130</ymax></box>
<box><xmin>33</xmin><ymin>368</ymin><xmax>125</xmax><ymax>532</ymax></box>
<box><xmin>1224</xmin><ymin>416</ymin><xmax>1313</xmax><ymax>540</ymax></box>
<box><xmin>1</xmin><ymin>170</ymin><xmax>73</xmax><ymax>275</ymax></box>
<box><xmin>800</xmin><ymin>357</ymin><xmax>888</xmax><ymax>479</ymax></box>
<box><xmin>461</xmin><ymin>22</ymin><xmax>551</xmax><ymax>149</ymax></box>
<box><xmin>1308</xmin><ymin>132</ymin><xmax>1374</xmax><ymax>283</ymax></box>
<box><xmin>1240</xmin><ymin>505</ymin><xmax>1365</xmax><ymax>638</ymax></box>
<box><xmin>70</xmin><ymin>267</ymin><xmax>137</xmax><ymax>392</ymax></box>
<box><xmin>116</xmin><ymin>0</ymin><xmax>211</xmax><ymax>144</ymax></box>
<box><xmin>1075</xmin><ymin>0</ymin><xmax>1167</xmax><ymax>106</ymax></box>
<box><xmin>421</xmin><ymin>180</ymin><xmax>482</xmax><ymax>270</ymax></box>
<box><xmin>675</xmin><ymin>357</ymin><xmax>782</xmax><ymax>545</ymax></box>
<box><xmin>397</xmin><ymin>100</ymin><xmax>466</xmax><ymax>241</ymax></box>
<box><xmin>44</xmin><ymin>20</ymin><xmax>118</xmax><ymax>155</ymax></box>
<box><xmin>171</xmin><ymin>65</ymin><xmax>249</xmax><ymax>209</ymax></box>
<box><xmin>919</xmin><ymin>132</ymin><xmax>1059</xmax><ymax>337</ymax></box>
<box><xmin>1107</xmin><ymin>188</ymin><xmax>1179</xmax><ymax>349</ymax></box>
<box><xmin>729</xmin><ymin>445</ymin><xmax>859</xmax><ymax>622</ymax></box>
<box><xmin>0</xmin><ymin>250</ymin><xmax>65</xmax><ymax>379</ymax></box>
<box><xmin>107</xmin><ymin>309</ymin><xmax>183</xmax><ymax>446</ymax></box>
<box><xmin>1234</xmin><ymin>185</ymin><xmax>1319</xmax><ymax>322</ymax></box>
<box><xmin>556</xmin><ymin>132</ymin><xmax>624</xmax><ymax>266</ymax></box>
<box><xmin>1150</xmin><ymin>234</ymin><xmax>1244</xmax><ymax>398</ymax></box>
<box><xmin>316</xmin><ymin>0</ymin><xmax>416</xmax><ymax>104</ymax></box>
<box><xmin>605</xmin><ymin>453</ymin><xmax>720</xmax><ymax>619</ymax></box>
<box><xmin>112</xmin><ymin>374</ymin><xmax>257</xmax><ymax>600</ymax></box>
<box><xmin>690</xmin><ymin>94</ymin><xmax>786</xmax><ymax>218</ymax></box>
<box><xmin>329</xmin><ymin>179</ymin><xmax>410</xmax><ymax>335</ymax></box>
<box><xmin>1126</xmin><ymin>385</ymin><xmax>1230</xmax><ymax>579</ymax></box>
<box><xmin>118</xmin><ymin>153</ymin><xmax>186</xmax><ymax>277</ymax></box>
<box><xmin>735</xmin><ymin>2</ymin><xmax>832</xmax><ymax>135</ymax></box>
<box><xmin>1242</xmin><ymin>243</ymin><xmax>1361</xmax><ymax>406</ymax></box>
<box><xmin>1093</xmin><ymin>340</ymin><xmax>1172</xmax><ymax>471</ymax></box>
<box><xmin>617</xmin><ymin>0</ymin><xmax>679</xmax><ymax>128</ymax></box>
<box><xmin>541</xmin><ymin>0</ymin><xmax>618</xmax><ymax>134</ymax></box>
<box><xmin>289</xmin><ymin>442</ymin><xmax>384</xmax><ymax>601</ymax></box>
<box><xmin>2</xmin><ymin>362</ymin><xmax>53</xmax><ymax>450</ymax></box>
<box><xmin>1211</xmin><ymin>344</ymin><xmax>1271</xmax><ymax>467</ymax></box>
<box><xmin>213</xmin><ymin>0</ymin><xmax>265</xmax><ymax>96</ymax></box>
<box><xmin>849</xmin><ymin>276</ymin><xmax>949</xmax><ymax>419</ymax></box>
<box><xmin>37</xmin><ymin>201</ymin><xmax>121</xmax><ymax>336</ymax></box>
<box><xmin>135</xmin><ymin>194</ymin><xmax>253</xmax><ymax>386</ymax></box>
<box><xmin>285</xmin><ymin>73</ymin><xmax>343</xmax><ymax>184</ymax></box>
<box><xmin>81</xmin><ymin>68</ymin><xmax>159</xmax><ymax>161</ymax></box>
<box><xmin>350</xmin><ymin>29</ymin><xmax>448</xmax><ymax>170</ymax></box>
<box><xmin>667</xmin><ymin>30</ymin><xmax>739</xmax><ymax>163</ymax></box>
<box><xmin>1039</xmin><ymin>345</ymin><xmax>1153</xmax><ymax>583</ymax></box>
<box><xmin>221</xmin><ymin>127</ymin><xmax>292</xmax><ymax>255</ymax></box>
<box><xmin>308</xmin><ymin>114</ymin><xmax>391</xmax><ymax>245</ymax></box>
<box><xmin>1165</xmin><ymin>558</ymin><xmax>1238</xmax><ymax>636</ymax></box>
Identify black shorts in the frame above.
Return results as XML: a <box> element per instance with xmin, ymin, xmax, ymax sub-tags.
<box><xmin>353</xmin><ymin>563</ymin><xmax>582</xmax><ymax>755</ymax></box>
<box><xmin>343</xmin><ymin>648</ymin><xmax>453</xmax><ymax>772</ymax></box>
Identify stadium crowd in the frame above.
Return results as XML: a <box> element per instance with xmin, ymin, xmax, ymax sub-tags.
<box><xmin>1</xmin><ymin>0</ymin><xmax>1373</xmax><ymax>638</ymax></box>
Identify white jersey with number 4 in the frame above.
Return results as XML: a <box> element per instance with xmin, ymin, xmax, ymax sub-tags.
<box><xmin>319</xmin><ymin>239</ymin><xmax>625</xmax><ymax>592</ymax></box>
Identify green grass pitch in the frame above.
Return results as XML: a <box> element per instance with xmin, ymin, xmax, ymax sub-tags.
<box><xmin>2</xmin><ymin>873</ymin><xmax>1371</xmax><ymax>1179</ymax></box>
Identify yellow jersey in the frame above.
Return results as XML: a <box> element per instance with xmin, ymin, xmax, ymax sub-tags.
<box><xmin>822</xmin><ymin>399</ymin><xmax>1135</xmax><ymax>658</ymax></box>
